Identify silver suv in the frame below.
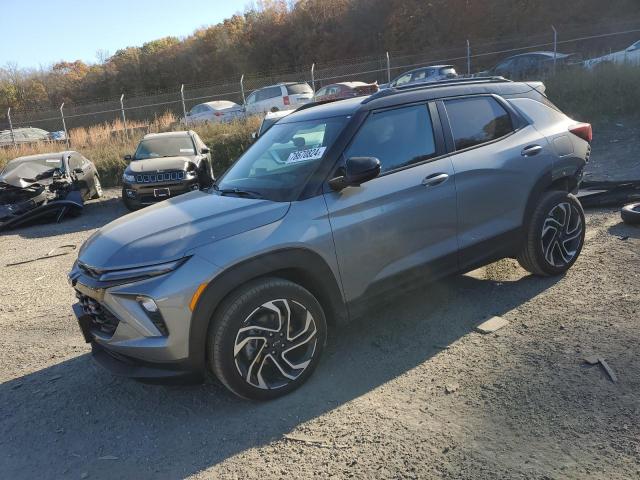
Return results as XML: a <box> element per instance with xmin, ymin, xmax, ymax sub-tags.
<box><xmin>69</xmin><ymin>78</ymin><xmax>591</xmax><ymax>400</ymax></box>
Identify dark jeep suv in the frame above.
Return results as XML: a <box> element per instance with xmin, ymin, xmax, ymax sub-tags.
<box><xmin>121</xmin><ymin>131</ymin><xmax>213</xmax><ymax>210</ymax></box>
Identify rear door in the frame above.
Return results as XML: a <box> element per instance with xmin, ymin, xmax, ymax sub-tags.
<box><xmin>440</xmin><ymin>95</ymin><xmax>554</xmax><ymax>267</ymax></box>
<box><xmin>324</xmin><ymin>103</ymin><xmax>458</xmax><ymax>305</ymax></box>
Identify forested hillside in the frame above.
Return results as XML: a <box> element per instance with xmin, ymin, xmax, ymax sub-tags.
<box><xmin>1</xmin><ymin>0</ymin><xmax>637</xmax><ymax>112</ymax></box>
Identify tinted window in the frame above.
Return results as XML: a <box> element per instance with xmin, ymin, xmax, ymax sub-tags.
<box><xmin>260</xmin><ymin>86</ymin><xmax>282</xmax><ymax>100</ymax></box>
<box><xmin>345</xmin><ymin>105</ymin><xmax>436</xmax><ymax>174</ymax></box>
<box><xmin>444</xmin><ymin>96</ymin><xmax>513</xmax><ymax>150</ymax></box>
<box><xmin>286</xmin><ymin>83</ymin><xmax>313</xmax><ymax>95</ymax></box>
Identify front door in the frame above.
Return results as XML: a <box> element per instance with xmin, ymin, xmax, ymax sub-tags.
<box><xmin>323</xmin><ymin>103</ymin><xmax>458</xmax><ymax>306</ymax></box>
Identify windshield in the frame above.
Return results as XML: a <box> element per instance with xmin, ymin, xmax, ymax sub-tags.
<box><xmin>134</xmin><ymin>137</ymin><xmax>195</xmax><ymax>159</ymax></box>
<box><xmin>218</xmin><ymin>116</ymin><xmax>348</xmax><ymax>202</ymax></box>
<box><xmin>1</xmin><ymin>156</ymin><xmax>62</xmax><ymax>176</ymax></box>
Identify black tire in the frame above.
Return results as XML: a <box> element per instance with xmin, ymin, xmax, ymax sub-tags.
<box><xmin>121</xmin><ymin>187</ymin><xmax>140</xmax><ymax>211</ymax></box>
<box><xmin>91</xmin><ymin>175</ymin><xmax>103</xmax><ymax>199</ymax></box>
<box><xmin>197</xmin><ymin>161</ymin><xmax>213</xmax><ymax>189</ymax></box>
<box><xmin>518</xmin><ymin>190</ymin><xmax>585</xmax><ymax>276</ymax></box>
<box><xmin>208</xmin><ymin>277</ymin><xmax>327</xmax><ymax>400</ymax></box>
<box><xmin>621</xmin><ymin>202</ymin><xmax>640</xmax><ymax>225</ymax></box>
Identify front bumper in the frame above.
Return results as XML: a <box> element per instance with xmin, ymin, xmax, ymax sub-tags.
<box><xmin>69</xmin><ymin>255</ymin><xmax>220</xmax><ymax>381</ymax></box>
<box><xmin>122</xmin><ymin>179</ymin><xmax>199</xmax><ymax>206</ymax></box>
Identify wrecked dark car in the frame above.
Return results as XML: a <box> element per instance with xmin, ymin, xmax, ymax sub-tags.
<box><xmin>0</xmin><ymin>151</ymin><xmax>102</xmax><ymax>231</ymax></box>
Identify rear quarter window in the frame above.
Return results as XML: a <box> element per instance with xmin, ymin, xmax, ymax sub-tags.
<box><xmin>286</xmin><ymin>83</ymin><xmax>313</xmax><ymax>95</ymax></box>
<box><xmin>444</xmin><ymin>96</ymin><xmax>514</xmax><ymax>150</ymax></box>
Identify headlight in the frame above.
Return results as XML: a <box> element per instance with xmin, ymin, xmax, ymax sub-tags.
<box><xmin>96</xmin><ymin>258</ymin><xmax>188</xmax><ymax>282</ymax></box>
<box><xmin>123</xmin><ymin>173</ymin><xmax>136</xmax><ymax>183</ymax></box>
<box><xmin>185</xmin><ymin>169</ymin><xmax>197</xmax><ymax>178</ymax></box>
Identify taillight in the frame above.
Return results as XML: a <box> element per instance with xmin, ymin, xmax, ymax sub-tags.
<box><xmin>569</xmin><ymin>123</ymin><xmax>592</xmax><ymax>143</ymax></box>
<box><xmin>283</xmin><ymin>95</ymin><xmax>290</xmax><ymax>106</ymax></box>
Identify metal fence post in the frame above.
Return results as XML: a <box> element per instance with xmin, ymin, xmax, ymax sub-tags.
<box><xmin>552</xmin><ymin>25</ymin><xmax>558</xmax><ymax>74</ymax></box>
<box><xmin>180</xmin><ymin>84</ymin><xmax>187</xmax><ymax>124</ymax></box>
<box><xmin>60</xmin><ymin>103</ymin><xmax>70</xmax><ymax>148</ymax></box>
<box><xmin>120</xmin><ymin>94</ymin><xmax>128</xmax><ymax>137</ymax></box>
<box><xmin>240</xmin><ymin>74</ymin><xmax>245</xmax><ymax>105</ymax></box>
<box><xmin>386</xmin><ymin>52</ymin><xmax>391</xmax><ymax>83</ymax></box>
<box><xmin>466</xmin><ymin>40</ymin><xmax>471</xmax><ymax>76</ymax></box>
<box><xmin>7</xmin><ymin>108</ymin><xmax>16</xmax><ymax>146</ymax></box>
<box><xmin>311</xmin><ymin>63</ymin><xmax>315</xmax><ymax>98</ymax></box>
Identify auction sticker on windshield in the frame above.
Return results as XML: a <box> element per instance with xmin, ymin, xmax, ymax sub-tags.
<box><xmin>286</xmin><ymin>146</ymin><xmax>326</xmax><ymax>164</ymax></box>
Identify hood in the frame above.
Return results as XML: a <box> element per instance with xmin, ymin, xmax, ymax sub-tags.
<box><xmin>78</xmin><ymin>190</ymin><xmax>290</xmax><ymax>270</ymax></box>
<box><xmin>127</xmin><ymin>156</ymin><xmax>195</xmax><ymax>173</ymax></box>
<box><xmin>0</xmin><ymin>163</ymin><xmax>58</xmax><ymax>188</ymax></box>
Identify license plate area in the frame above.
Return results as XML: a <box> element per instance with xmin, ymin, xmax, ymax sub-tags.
<box><xmin>154</xmin><ymin>187</ymin><xmax>170</xmax><ymax>198</ymax></box>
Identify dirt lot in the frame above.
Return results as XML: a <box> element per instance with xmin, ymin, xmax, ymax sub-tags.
<box><xmin>0</xmin><ymin>186</ymin><xmax>639</xmax><ymax>480</ymax></box>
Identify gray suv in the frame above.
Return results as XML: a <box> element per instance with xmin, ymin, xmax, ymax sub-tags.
<box><xmin>69</xmin><ymin>78</ymin><xmax>591</xmax><ymax>400</ymax></box>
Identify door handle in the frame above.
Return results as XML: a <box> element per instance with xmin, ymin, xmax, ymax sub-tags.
<box><xmin>422</xmin><ymin>173</ymin><xmax>449</xmax><ymax>187</ymax></box>
<box><xmin>521</xmin><ymin>145</ymin><xmax>542</xmax><ymax>157</ymax></box>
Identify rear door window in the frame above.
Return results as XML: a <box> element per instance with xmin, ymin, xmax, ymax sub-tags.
<box><xmin>345</xmin><ymin>104</ymin><xmax>437</xmax><ymax>174</ymax></box>
<box><xmin>444</xmin><ymin>96</ymin><xmax>513</xmax><ymax>150</ymax></box>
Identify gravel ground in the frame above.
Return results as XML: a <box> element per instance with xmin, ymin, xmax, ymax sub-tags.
<box><xmin>0</xmin><ymin>188</ymin><xmax>639</xmax><ymax>480</ymax></box>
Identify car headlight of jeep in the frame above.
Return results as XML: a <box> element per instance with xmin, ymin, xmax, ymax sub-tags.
<box><xmin>123</xmin><ymin>173</ymin><xmax>136</xmax><ymax>183</ymax></box>
<box><xmin>97</xmin><ymin>257</ymin><xmax>189</xmax><ymax>282</ymax></box>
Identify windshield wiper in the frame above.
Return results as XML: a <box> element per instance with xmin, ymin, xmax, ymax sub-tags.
<box><xmin>213</xmin><ymin>184</ymin><xmax>263</xmax><ymax>199</ymax></box>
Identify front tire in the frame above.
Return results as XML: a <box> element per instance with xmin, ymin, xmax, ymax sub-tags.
<box><xmin>208</xmin><ymin>278</ymin><xmax>327</xmax><ymax>400</ymax></box>
<box><xmin>518</xmin><ymin>190</ymin><xmax>585</xmax><ymax>276</ymax></box>
<box><xmin>121</xmin><ymin>187</ymin><xmax>140</xmax><ymax>211</ymax></box>
<box><xmin>91</xmin><ymin>175</ymin><xmax>103</xmax><ymax>199</ymax></box>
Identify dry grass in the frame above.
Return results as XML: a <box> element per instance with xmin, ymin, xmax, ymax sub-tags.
<box><xmin>0</xmin><ymin>112</ymin><xmax>261</xmax><ymax>188</ymax></box>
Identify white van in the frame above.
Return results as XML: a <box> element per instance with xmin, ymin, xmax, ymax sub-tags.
<box><xmin>244</xmin><ymin>82</ymin><xmax>314</xmax><ymax>115</ymax></box>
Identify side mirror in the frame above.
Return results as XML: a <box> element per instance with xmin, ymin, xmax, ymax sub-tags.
<box><xmin>201</xmin><ymin>147</ymin><xmax>210</xmax><ymax>154</ymax></box>
<box><xmin>329</xmin><ymin>156</ymin><xmax>381</xmax><ymax>191</ymax></box>
<box><xmin>124</xmin><ymin>154</ymin><xmax>132</xmax><ymax>162</ymax></box>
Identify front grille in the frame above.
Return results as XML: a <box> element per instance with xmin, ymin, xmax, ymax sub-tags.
<box><xmin>76</xmin><ymin>291</ymin><xmax>120</xmax><ymax>336</ymax></box>
<box><xmin>136</xmin><ymin>171</ymin><xmax>185</xmax><ymax>183</ymax></box>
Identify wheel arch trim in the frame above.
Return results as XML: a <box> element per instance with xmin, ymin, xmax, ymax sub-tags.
<box><xmin>187</xmin><ymin>247</ymin><xmax>348</xmax><ymax>374</ymax></box>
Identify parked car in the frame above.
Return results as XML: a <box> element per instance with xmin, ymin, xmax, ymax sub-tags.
<box><xmin>184</xmin><ymin>100</ymin><xmax>244</xmax><ymax>125</ymax></box>
<box><xmin>253</xmin><ymin>110</ymin><xmax>292</xmax><ymax>139</ymax></box>
<box><xmin>479</xmin><ymin>51</ymin><xmax>574</xmax><ymax>79</ymax></box>
<box><xmin>314</xmin><ymin>81</ymin><xmax>379</xmax><ymax>101</ymax></box>
<box><xmin>584</xmin><ymin>40</ymin><xmax>640</xmax><ymax>68</ymax></box>
<box><xmin>0</xmin><ymin>127</ymin><xmax>51</xmax><ymax>147</ymax></box>
<box><xmin>121</xmin><ymin>131</ymin><xmax>213</xmax><ymax>210</ymax></box>
<box><xmin>244</xmin><ymin>82</ymin><xmax>314</xmax><ymax>115</ymax></box>
<box><xmin>1</xmin><ymin>151</ymin><xmax>101</xmax><ymax>231</ymax></box>
<box><xmin>381</xmin><ymin>65</ymin><xmax>457</xmax><ymax>89</ymax></box>
<box><xmin>69</xmin><ymin>77</ymin><xmax>591</xmax><ymax>400</ymax></box>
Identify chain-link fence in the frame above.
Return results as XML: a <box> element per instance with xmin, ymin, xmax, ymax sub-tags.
<box><xmin>2</xmin><ymin>22</ymin><xmax>640</xmax><ymax>146</ymax></box>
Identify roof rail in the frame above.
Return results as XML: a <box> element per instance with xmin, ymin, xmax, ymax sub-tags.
<box><xmin>362</xmin><ymin>76</ymin><xmax>511</xmax><ymax>104</ymax></box>
<box><xmin>293</xmin><ymin>98</ymin><xmax>344</xmax><ymax>112</ymax></box>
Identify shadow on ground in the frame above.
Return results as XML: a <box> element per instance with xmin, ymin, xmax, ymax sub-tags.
<box><xmin>0</xmin><ymin>271</ymin><xmax>560</xmax><ymax>479</ymax></box>
<box><xmin>13</xmin><ymin>196</ymin><xmax>127</xmax><ymax>239</ymax></box>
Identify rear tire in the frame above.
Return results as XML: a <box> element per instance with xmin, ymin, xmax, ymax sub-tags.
<box><xmin>517</xmin><ymin>190</ymin><xmax>585</xmax><ymax>276</ymax></box>
<box><xmin>621</xmin><ymin>202</ymin><xmax>640</xmax><ymax>225</ymax></box>
<box><xmin>208</xmin><ymin>277</ymin><xmax>327</xmax><ymax>400</ymax></box>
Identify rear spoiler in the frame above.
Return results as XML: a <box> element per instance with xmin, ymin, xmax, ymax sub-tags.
<box><xmin>527</xmin><ymin>81</ymin><xmax>546</xmax><ymax>94</ymax></box>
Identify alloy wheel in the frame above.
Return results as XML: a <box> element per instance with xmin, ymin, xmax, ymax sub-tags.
<box><xmin>233</xmin><ymin>299</ymin><xmax>318</xmax><ymax>390</ymax></box>
<box><xmin>540</xmin><ymin>202</ymin><xmax>583</xmax><ymax>267</ymax></box>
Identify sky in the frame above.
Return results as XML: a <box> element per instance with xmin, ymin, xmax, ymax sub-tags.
<box><xmin>0</xmin><ymin>0</ymin><xmax>248</xmax><ymax>69</ymax></box>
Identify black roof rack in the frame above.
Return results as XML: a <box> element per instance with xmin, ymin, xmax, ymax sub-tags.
<box><xmin>293</xmin><ymin>98</ymin><xmax>344</xmax><ymax>113</ymax></box>
<box><xmin>362</xmin><ymin>76</ymin><xmax>511</xmax><ymax>104</ymax></box>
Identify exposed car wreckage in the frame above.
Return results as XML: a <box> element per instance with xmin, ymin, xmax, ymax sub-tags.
<box><xmin>0</xmin><ymin>152</ymin><xmax>101</xmax><ymax>232</ymax></box>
